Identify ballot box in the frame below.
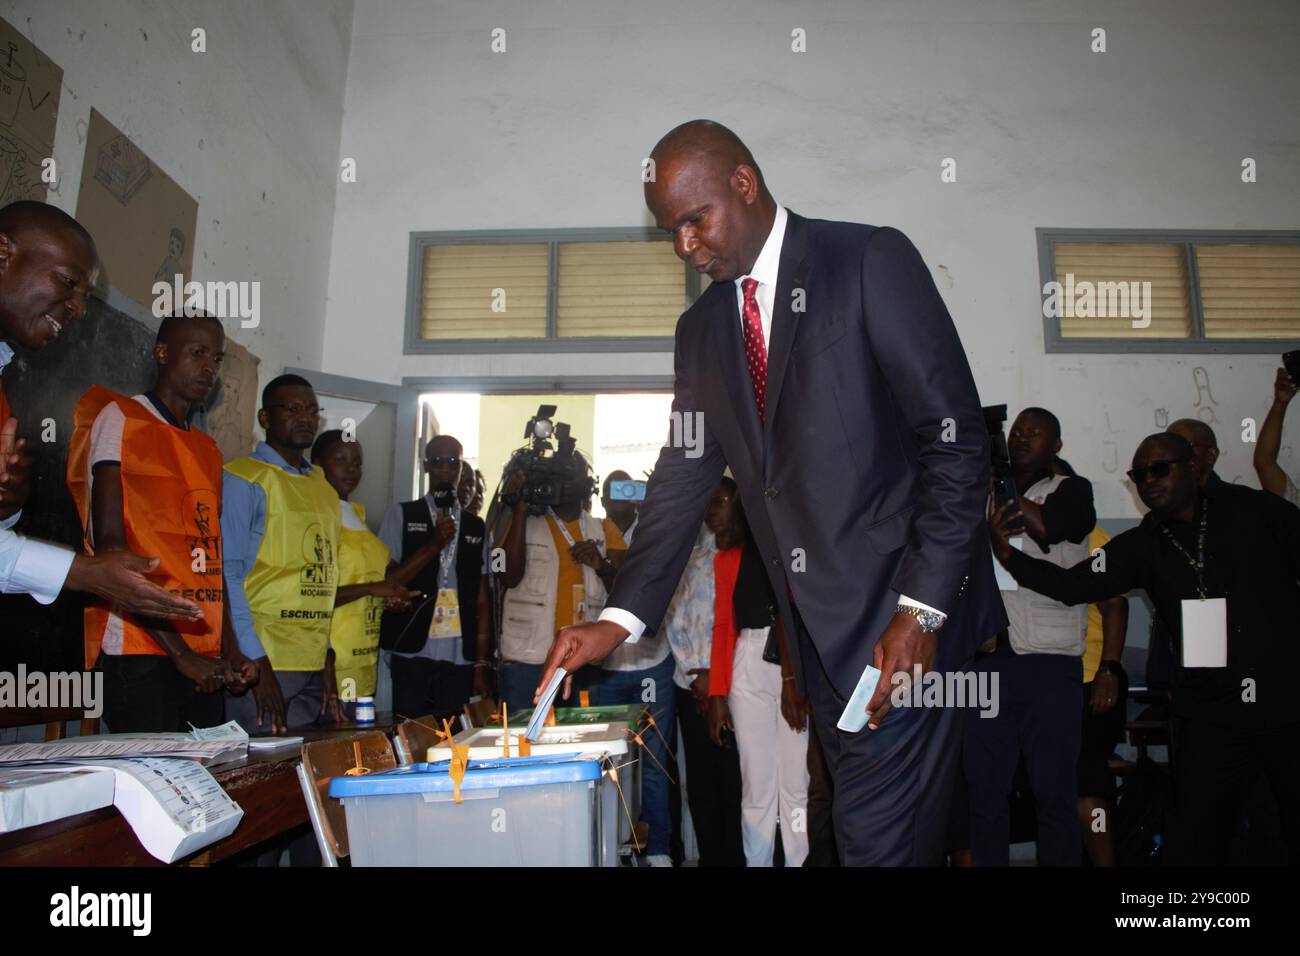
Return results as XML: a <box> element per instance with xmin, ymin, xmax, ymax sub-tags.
<box><xmin>329</xmin><ymin>755</ymin><xmax>605</xmax><ymax>867</ymax></box>
<box><xmin>429</xmin><ymin>724</ymin><xmax>637</xmax><ymax>864</ymax></box>
<box><xmin>509</xmin><ymin>703</ymin><xmax>645</xmax><ymax>732</ymax></box>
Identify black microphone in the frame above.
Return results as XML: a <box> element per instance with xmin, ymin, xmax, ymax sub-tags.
<box><xmin>433</xmin><ymin>482</ymin><xmax>455</xmax><ymax>517</ymax></box>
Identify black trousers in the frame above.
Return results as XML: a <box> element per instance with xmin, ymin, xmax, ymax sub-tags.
<box><xmin>674</xmin><ymin>685</ymin><xmax>744</xmax><ymax>866</ymax></box>
<box><xmin>964</xmin><ymin>645</ymin><xmax>1083</xmax><ymax>866</ymax></box>
<box><xmin>797</xmin><ymin>621</ymin><xmax>965</xmax><ymax>866</ymax></box>
<box><xmin>390</xmin><ymin>655</ymin><xmax>474</xmax><ymax>726</ymax></box>
<box><xmin>804</xmin><ymin>715</ymin><xmax>840</xmax><ymax>865</ymax></box>
<box><xmin>1166</xmin><ymin>716</ymin><xmax>1300</xmax><ymax>865</ymax></box>
<box><xmin>100</xmin><ymin>653</ymin><xmax>224</xmax><ymax>733</ymax></box>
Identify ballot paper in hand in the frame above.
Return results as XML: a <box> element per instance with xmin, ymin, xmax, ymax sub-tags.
<box><xmin>837</xmin><ymin>662</ymin><xmax>884</xmax><ymax>733</ymax></box>
<box><xmin>526</xmin><ymin>668</ymin><xmax>568</xmax><ymax>742</ymax></box>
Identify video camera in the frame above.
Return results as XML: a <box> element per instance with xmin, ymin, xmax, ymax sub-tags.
<box><xmin>500</xmin><ymin>405</ymin><xmax>597</xmax><ymax>516</ymax></box>
<box><xmin>983</xmin><ymin>404</ymin><xmax>1019</xmax><ymax>508</ymax></box>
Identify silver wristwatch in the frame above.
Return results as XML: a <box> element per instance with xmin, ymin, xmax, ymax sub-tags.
<box><xmin>895</xmin><ymin>604</ymin><xmax>944</xmax><ymax>633</ymax></box>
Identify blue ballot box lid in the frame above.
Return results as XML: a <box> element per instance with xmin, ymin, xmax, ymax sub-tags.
<box><xmin>327</xmin><ymin>753</ymin><xmax>600</xmax><ymax>798</ymax></box>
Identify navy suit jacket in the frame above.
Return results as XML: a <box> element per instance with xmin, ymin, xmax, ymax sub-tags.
<box><xmin>609</xmin><ymin>211</ymin><xmax>1007</xmax><ymax>697</ymax></box>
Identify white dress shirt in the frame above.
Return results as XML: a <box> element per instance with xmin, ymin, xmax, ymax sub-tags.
<box><xmin>601</xmin><ymin>206</ymin><xmax>943</xmax><ymax>643</ymax></box>
<box><xmin>0</xmin><ymin>341</ymin><xmax>76</xmax><ymax>604</ymax></box>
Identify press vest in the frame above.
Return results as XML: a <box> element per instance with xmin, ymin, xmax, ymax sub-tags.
<box><xmin>378</xmin><ymin>499</ymin><xmax>484</xmax><ymax>659</ymax></box>
<box><xmin>500</xmin><ymin>513</ymin><xmax>608</xmax><ymax>665</ymax></box>
<box><xmin>67</xmin><ymin>387</ymin><xmax>225</xmax><ymax>667</ymax></box>
<box><xmin>1003</xmin><ymin>473</ymin><xmax>1091</xmax><ymax>656</ymax></box>
<box><xmin>223</xmin><ymin>456</ymin><xmax>340</xmax><ymax>672</ymax></box>
<box><xmin>331</xmin><ymin>500</ymin><xmax>390</xmax><ymax>697</ymax></box>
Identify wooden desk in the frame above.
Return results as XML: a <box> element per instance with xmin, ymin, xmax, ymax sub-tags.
<box><xmin>0</xmin><ymin>718</ymin><xmax>396</xmax><ymax>867</ymax></box>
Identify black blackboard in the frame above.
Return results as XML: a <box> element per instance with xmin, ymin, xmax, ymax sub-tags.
<box><xmin>0</xmin><ymin>293</ymin><xmax>157</xmax><ymax>672</ymax></box>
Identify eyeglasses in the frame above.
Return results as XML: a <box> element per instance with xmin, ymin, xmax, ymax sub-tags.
<box><xmin>1126</xmin><ymin>457</ymin><xmax>1191</xmax><ymax>484</ymax></box>
<box><xmin>426</xmin><ymin>456</ymin><xmax>461</xmax><ymax>467</ymax></box>
<box><xmin>267</xmin><ymin>402</ymin><xmax>321</xmax><ymax>418</ymax></box>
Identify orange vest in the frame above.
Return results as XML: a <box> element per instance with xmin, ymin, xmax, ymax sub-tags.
<box><xmin>67</xmin><ymin>387</ymin><xmax>225</xmax><ymax>667</ymax></box>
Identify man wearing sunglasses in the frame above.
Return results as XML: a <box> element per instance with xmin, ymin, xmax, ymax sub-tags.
<box><xmin>377</xmin><ymin>434</ymin><xmax>493</xmax><ymax>724</ymax></box>
<box><xmin>990</xmin><ymin>432</ymin><xmax>1300</xmax><ymax>865</ymax></box>
<box><xmin>222</xmin><ymin>374</ymin><xmax>343</xmax><ymax>738</ymax></box>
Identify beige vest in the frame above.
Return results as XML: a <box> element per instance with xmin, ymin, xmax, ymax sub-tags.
<box><xmin>1003</xmin><ymin>474</ymin><xmax>1090</xmax><ymax>656</ymax></box>
<box><xmin>499</xmin><ymin>513</ymin><xmax>609</xmax><ymax>665</ymax></box>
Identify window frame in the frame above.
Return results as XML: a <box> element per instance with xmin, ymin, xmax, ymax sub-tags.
<box><xmin>1037</xmin><ymin>227</ymin><xmax>1300</xmax><ymax>354</ymax></box>
<box><xmin>404</xmin><ymin>228</ymin><xmax>701</xmax><ymax>354</ymax></box>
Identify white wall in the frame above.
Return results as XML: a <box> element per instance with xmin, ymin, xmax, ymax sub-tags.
<box><xmin>321</xmin><ymin>0</ymin><xmax>1300</xmax><ymax>518</ymax></box>
<box><xmin>5</xmin><ymin>0</ymin><xmax>353</xmax><ymax>381</ymax></box>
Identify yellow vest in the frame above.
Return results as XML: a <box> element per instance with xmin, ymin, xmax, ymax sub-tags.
<box><xmin>331</xmin><ymin>501</ymin><xmax>390</xmax><ymax>698</ymax></box>
<box><xmin>224</xmin><ymin>456</ymin><xmax>340</xmax><ymax>671</ymax></box>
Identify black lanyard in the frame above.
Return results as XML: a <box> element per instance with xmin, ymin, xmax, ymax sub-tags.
<box><xmin>1158</xmin><ymin>499</ymin><xmax>1209</xmax><ymax>600</ymax></box>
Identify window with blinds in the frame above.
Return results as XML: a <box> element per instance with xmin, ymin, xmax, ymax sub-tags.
<box><xmin>407</xmin><ymin>230</ymin><xmax>691</xmax><ymax>351</ymax></box>
<box><xmin>1039</xmin><ymin>230</ymin><xmax>1300</xmax><ymax>352</ymax></box>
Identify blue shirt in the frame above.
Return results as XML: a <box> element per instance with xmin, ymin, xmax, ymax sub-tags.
<box><xmin>0</xmin><ymin>341</ymin><xmax>76</xmax><ymax>603</ymax></box>
<box><xmin>220</xmin><ymin>441</ymin><xmax>319</xmax><ymax>660</ymax></box>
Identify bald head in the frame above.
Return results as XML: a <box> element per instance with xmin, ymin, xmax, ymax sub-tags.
<box><xmin>1167</xmin><ymin>418</ymin><xmax>1218</xmax><ymax>485</ymax></box>
<box><xmin>650</xmin><ymin>120</ymin><xmax>766</xmax><ymax>187</ymax></box>
<box><xmin>645</xmin><ymin>120</ymin><xmax>776</xmax><ymax>284</ymax></box>
<box><xmin>0</xmin><ymin>200</ymin><xmax>99</xmax><ymax>350</ymax></box>
<box><xmin>1139</xmin><ymin>432</ymin><xmax>1193</xmax><ymax>461</ymax></box>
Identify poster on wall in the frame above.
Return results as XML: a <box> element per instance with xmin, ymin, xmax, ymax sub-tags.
<box><xmin>200</xmin><ymin>337</ymin><xmax>260</xmax><ymax>463</ymax></box>
<box><xmin>75</xmin><ymin>108</ymin><xmax>198</xmax><ymax>311</ymax></box>
<box><xmin>0</xmin><ymin>15</ymin><xmax>63</xmax><ymax>205</ymax></box>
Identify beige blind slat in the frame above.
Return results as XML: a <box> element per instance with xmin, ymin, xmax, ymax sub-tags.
<box><xmin>556</xmin><ymin>241</ymin><xmax>683</xmax><ymax>338</ymax></box>
<box><xmin>1197</xmin><ymin>244</ymin><xmax>1300</xmax><ymax>339</ymax></box>
<box><xmin>1053</xmin><ymin>242</ymin><xmax>1192</xmax><ymax>339</ymax></box>
<box><xmin>419</xmin><ymin>244</ymin><xmax>548</xmax><ymax>340</ymax></box>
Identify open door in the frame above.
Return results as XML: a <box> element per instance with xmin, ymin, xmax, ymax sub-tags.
<box><xmin>284</xmin><ymin>368</ymin><xmax>421</xmax><ymax>533</ymax></box>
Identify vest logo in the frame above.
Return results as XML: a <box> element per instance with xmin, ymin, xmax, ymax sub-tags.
<box><xmin>464</xmin><ymin>534</ymin><xmax>483</xmax><ymax>545</ymax></box>
<box><xmin>406</xmin><ymin>522</ymin><xmax>429</xmax><ymax>533</ymax></box>
<box><xmin>299</xmin><ymin>523</ymin><xmax>337</xmax><ymax>591</ymax></box>
<box><xmin>183</xmin><ymin>489</ymin><xmax>222</xmax><ymax>575</ymax></box>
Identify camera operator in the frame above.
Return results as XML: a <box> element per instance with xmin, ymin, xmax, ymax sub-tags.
<box><xmin>497</xmin><ymin>450</ymin><xmax>626</xmax><ymax>711</ymax></box>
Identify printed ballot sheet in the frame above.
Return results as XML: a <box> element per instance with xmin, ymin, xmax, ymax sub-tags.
<box><xmin>97</xmin><ymin>758</ymin><xmax>244</xmax><ymax>863</ymax></box>
<box><xmin>0</xmin><ymin>731</ymin><xmax>245</xmax><ymax>765</ymax></box>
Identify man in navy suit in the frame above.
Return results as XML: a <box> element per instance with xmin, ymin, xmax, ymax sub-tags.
<box><xmin>535</xmin><ymin>120</ymin><xmax>1006</xmax><ymax>865</ymax></box>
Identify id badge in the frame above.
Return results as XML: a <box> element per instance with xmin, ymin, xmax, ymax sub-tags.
<box><xmin>428</xmin><ymin>588</ymin><xmax>462</xmax><ymax>639</ymax></box>
<box><xmin>572</xmin><ymin>583</ymin><xmax>588</xmax><ymax>625</ymax></box>
<box><xmin>1181</xmin><ymin>597</ymin><xmax>1227</xmax><ymax>668</ymax></box>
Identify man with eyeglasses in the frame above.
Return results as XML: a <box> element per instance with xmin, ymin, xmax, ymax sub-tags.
<box><xmin>377</xmin><ymin>434</ymin><xmax>493</xmax><ymax>724</ymax></box>
<box><xmin>222</xmin><ymin>373</ymin><xmax>343</xmax><ymax>737</ymax></box>
<box><xmin>990</xmin><ymin>432</ymin><xmax>1300</xmax><ymax>865</ymax></box>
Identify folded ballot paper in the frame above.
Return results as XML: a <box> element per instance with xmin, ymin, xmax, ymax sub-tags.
<box><xmin>526</xmin><ymin>667</ymin><xmax>568</xmax><ymax>741</ymax></box>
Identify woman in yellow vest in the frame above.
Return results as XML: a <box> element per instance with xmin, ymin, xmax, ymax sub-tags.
<box><xmin>311</xmin><ymin>429</ymin><xmax>417</xmax><ymax>711</ymax></box>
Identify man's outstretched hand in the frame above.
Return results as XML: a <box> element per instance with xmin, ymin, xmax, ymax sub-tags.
<box><xmin>533</xmin><ymin>619</ymin><xmax>629</xmax><ymax>704</ymax></box>
<box><xmin>65</xmin><ymin>551</ymin><xmax>203</xmax><ymax>620</ymax></box>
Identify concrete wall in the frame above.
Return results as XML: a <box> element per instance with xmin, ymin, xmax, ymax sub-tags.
<box><xmin>5</xmin><ymin>0</ymin><xmax>354</xmax><ymax>380</ymax></box>
<box><xmin>323</xmin><ymin>0</ymin><xmax>1300</xmax><ymax>518</ymax></box>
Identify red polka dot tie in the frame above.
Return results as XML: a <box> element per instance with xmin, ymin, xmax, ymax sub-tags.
<box><xmin>741</xmin><ymin>277</ymin><xmax>768</xmax><ymax>424</ymax></box>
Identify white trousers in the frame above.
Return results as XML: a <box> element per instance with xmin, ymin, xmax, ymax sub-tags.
<box><xmin>729</xmin><ymin>630</ymin><xmax>810</xmax><ymax>867</ymax></box>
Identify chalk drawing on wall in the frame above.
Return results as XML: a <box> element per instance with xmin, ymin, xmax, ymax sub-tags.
<box><xmin>1192</xmin><ymin>366</ymin><xmax>1220</xmax><ymax>425</ymax></box>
